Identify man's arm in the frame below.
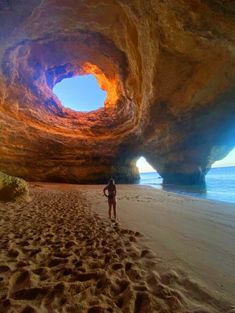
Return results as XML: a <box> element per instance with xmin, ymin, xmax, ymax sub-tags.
<box><xmin>103</xmin><ymin>186</ymin><xmax>108</xmax><ymax>197</ymax></box>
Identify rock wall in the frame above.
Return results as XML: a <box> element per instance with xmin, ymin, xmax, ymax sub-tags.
<box><xmin>0</xmin><ymin>0</ymin><xmax>235</xmax><ymax>184</ymax></box>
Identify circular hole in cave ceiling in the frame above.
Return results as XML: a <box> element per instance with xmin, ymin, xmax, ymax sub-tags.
<box><xmin>52</xmin><ymin>74</ymin><xmax>107</xmax><ymax>112</ymax></box>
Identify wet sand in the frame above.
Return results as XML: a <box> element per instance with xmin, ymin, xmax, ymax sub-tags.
<box><xmin>0</xmin><ymin>183</ymin><xmax>234</xmax><ymax>313</ymax></box>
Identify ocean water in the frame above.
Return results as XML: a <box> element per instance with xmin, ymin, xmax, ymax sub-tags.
<box><xmin>139</xmin><ymin>167</ymin><xmax>235</xmax><ymax>204</ymax></box>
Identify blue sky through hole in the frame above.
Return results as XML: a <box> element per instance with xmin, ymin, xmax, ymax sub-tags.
<box><xmin>53</xmin><ymin>74</ymin><xmax>107</xmax><ymax>112</ymax></box>
<box><xmin>137</xmin><ymin>148</ymin><xmax>235</xmax><ymax>173</ymax></box>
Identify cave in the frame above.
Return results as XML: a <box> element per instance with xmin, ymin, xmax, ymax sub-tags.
<box><xmin>0</xmin><ymin>0</ymin><xmax>235</xmax><ymax>185</ymax></box>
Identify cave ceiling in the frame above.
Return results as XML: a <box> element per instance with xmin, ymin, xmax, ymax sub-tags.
<box><xmin>0</xmin><ymin>0</ymin><xmax>235</xmax><ymax>184</ymax></box>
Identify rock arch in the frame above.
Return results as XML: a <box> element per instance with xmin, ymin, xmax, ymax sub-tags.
<box><xmin>0</xmin><ymin>0</ymin><xmax>235</xmax><ymax>184</ymax></box>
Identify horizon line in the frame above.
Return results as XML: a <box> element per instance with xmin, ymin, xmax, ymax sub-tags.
<box><xmin>139</xmin><ymin>164</ymin><xmax>235</xmax><ymax>174</ymax></box>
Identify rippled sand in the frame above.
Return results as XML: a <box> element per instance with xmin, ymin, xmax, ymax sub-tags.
<box><xmin>0</xmin><ymin>185</ymin><xmax>234</xmax><ymax>313</ymax></box>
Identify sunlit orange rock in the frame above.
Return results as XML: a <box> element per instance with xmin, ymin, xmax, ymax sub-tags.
<box><xmin>0</xmin><ymin>0</ymin><xmax>235</xmax><ymax>184</ymax></box>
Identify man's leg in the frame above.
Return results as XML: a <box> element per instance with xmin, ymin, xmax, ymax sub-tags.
<box><xmin>108</xmin><ymin>200</ymin><xmax>112</xmax><ymax>219</ymax></box>
<box><xmin>113</xmin><ymin>200</ymin><xmax>117</xmax><ymax>221</ymax></box>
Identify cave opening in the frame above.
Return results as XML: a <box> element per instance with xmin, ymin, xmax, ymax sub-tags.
<box><xmin>203</xmin><ymin>147</ymin><xmax>235</xmax><ymax>203</ymax></box>
<box><xmin>53</xmin><ymin>74</ymin><xmax>107</xmax><ymax>112</ymax></box>
<box><xmin>136</xmin><ymin>156</ymin><xmax>162</xmax><ymax>186</ymax></box>
<box><xmin>136</xmin><ymin>157</ymin><xmax>155</xmax><ymax>174</ymax></box>
<box><xmin>211</xmin><ymin>147</ymin><xmax>235</xmax><ymax>169</ymax></box>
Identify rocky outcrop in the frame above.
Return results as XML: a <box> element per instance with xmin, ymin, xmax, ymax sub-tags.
<box><xmin>0</xmin><ymin>171</ymin><xmax>29</xmax><ymax>202</ymax></box>
<box><xmin>0</xmin><ymin>0</ymin><xmax>235</xmax><ymax>185</ymax></box>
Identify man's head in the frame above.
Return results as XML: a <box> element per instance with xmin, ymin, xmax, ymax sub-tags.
<box><xmin>109</xmin><ymin>178</ymin><xmax>115</xmax><ymax>186</ymax></box>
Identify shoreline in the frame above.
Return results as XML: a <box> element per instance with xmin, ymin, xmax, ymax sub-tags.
<box><xmin>140</xmin><ymin>183</ymin><xmax>235</xmax><ymax>206</ymax></box>
<box><xmin>139</xmin><ymin>168</ymin><xmax>235</xmax><ymax>204</ymax></box>
<box><xmin>0</xmin><ymin>183</ymin><xmax>234</xmax><ymax>312</ymax></box>
<box><xmin>32</xmin><ymin>180</ymin><xmax>235</xmax><ymax>206</ymax></box>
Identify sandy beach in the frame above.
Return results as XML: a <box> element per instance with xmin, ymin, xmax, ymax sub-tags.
<box><xmin>0</xmin><ymin>183</ymin><xmax>234</xmax><ymax>313</ymax></box>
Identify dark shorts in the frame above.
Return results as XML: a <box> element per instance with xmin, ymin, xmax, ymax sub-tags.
<box><xmin>108</xmin><ymin>195</ymin><xmax>116</xmax><ymax>203</ymax></box>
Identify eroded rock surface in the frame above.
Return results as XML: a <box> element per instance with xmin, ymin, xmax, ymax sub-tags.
<box><xmin>0</xmin><ymin>0</ymin><xmax>235</xmax><ymax>184</ymax></box>
<box><xmin>0</xmin><ymin>171</ymin><xmax>28</xmax><ymax>202</ymax></box>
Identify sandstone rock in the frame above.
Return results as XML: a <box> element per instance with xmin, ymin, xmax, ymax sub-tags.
<box><xmin>0</xmin><ymin>1</ymin><xmax>235</xmax><ymax>185</ymax></box>
<box><xmin>0</xmin><ymin>171</ymin><xmax>29</xmax><ymax>202</ymax></box>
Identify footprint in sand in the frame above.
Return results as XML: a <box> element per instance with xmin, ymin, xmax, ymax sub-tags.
<box><xmin>0</xmin><ymin>189</ymin><xmax>230</xmax><ymax>313</ymax></box>
<box><xmin>0</xmin><ymin>265</ymin><xmax>10</xmax><ymax>273</ymax></box>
